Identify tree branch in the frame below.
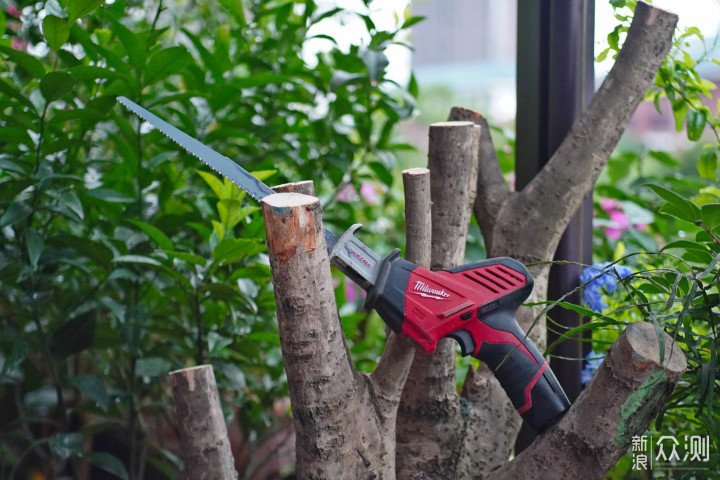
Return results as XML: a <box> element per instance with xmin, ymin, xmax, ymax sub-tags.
<box><xmin>489</xmin><ymin>322</ymin><xmax>687</xmax><ymax>479</ymax></box>
<box><xmin>396</xmin><ymin>122</ymin><xmax>481</xmax><ymax>478</ymax></box>
<box><xmin>370</xmin><ymin>167</ymin><xmax>431</xmax><ymax>403</ymax></box>
<box><xmin>261</xmin><ymin>192</ymin><xmax>358</xmax><ymax>479</ymax></box>
<box><xmin>491</xmin><ymin>1</ymin><xmax>678</xmax><ymax>262</ymax></box>
<box><xmin>447</xmin><ymin>107</ymin><xmax>511</xmax><ymax>253</ymax></box>
<box><xmin>170</xmin><ymin>365</ymin><xmax>238</xmax><ymax>479</ymax></box>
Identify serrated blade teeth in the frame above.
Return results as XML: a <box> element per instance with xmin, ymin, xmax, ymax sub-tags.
<box><xmin>116</xmin><ymin>96</ymin><xmax>273</xmax><ymax>202</ymax></box>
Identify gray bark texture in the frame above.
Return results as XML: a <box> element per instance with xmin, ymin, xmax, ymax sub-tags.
<box><xmin>396</xmin><ymin>122</ymin><xmax>481</xmax><ymax>479</ymax></box>
<box><xmin>444</xmin><ymin>3</ymin><xmax>678</xmax><ymax>473</ymax></box>
<box><xmin>262</xmin><ymin>183</ymin><xmax>433</xmax><ymax>479</ymax></box>
<box><xmin>262</xmin><ymin>193</ymin><xmax>358</xmax><ymax>480</ymax></box>
<box><xmin>169</xmin><ymin>365</ymin><xmax>238</xmax><ymax>480</ymax></box>
<box><xmin>489</xmin><ymin>322</ymin><xmax>686</xmax><ymax>479</ymax></box>
<box><xmin>257</xmin><ymin>2</ymin><xmax>681</xmax><ymax>479</ymax></box>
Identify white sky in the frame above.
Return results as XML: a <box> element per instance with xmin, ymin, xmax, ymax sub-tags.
<box><xmin>306</xmin><ymin>0</ymin><xmax>720</xmax><ymax>86</ymax></box>
<box><xmin>595</xmin><ymin>0</ymin><xmax>720</xmax><ymax>76</ymax></box>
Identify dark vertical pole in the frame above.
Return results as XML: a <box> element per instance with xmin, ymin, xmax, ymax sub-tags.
<box><xmin>515</xmin><ymin>0</ymin><xmax>594</xmax><ymax>451</ymax></box>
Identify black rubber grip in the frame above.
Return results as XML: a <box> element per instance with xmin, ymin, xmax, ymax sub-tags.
<box><xmin>474</xmin><ymin>309</ymin><xmax>570</xmax><ymax>431</ymax></box>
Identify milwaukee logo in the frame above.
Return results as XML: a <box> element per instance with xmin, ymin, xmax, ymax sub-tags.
<box><xmin>348</xmin><ymin>248</ymin><xmax>372</xmax><ymax>268</ymax></box>
<box><xmin>412</xmin><ymin>281</ymin><xmax>450</xmax><ymax>300</ymax></box>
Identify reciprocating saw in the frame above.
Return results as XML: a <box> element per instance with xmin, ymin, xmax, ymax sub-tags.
<box><xmin>118</xmin><ymin>97</ymin><xmax>571</xmax><ymax>432</ymax></box>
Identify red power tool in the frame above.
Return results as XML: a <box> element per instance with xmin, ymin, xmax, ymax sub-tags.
<box><xmin>118</xmin><ymin>97</ymin><xmax>571</xmax><ymax>432</ymax></box>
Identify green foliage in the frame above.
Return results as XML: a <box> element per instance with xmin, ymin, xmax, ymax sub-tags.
<box><xmin>581</xmin><ymin>3</ymin><xmax>720</xmax><ymax>476</ymax></box>
<box><xmin>0</xmin><ymin>0</ymin><xmax>416</xmax><ymax>477</ymax></box>
<box><xmin>599</xmin><ymin>0</ymin><xmax>720</xmax><ymax>178</ymax></box>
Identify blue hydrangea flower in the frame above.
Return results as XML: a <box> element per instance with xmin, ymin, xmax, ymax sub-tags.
<box><xmin>580</xmin><ymin>350</ymin><xmax>605</xmax><ymax>385</ymax></box>
<box><xmin>580</xmin><ymin>262</ymin><xmax>633</xmax><ymax>313</ymax></box>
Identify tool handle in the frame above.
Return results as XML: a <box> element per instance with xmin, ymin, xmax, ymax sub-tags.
<box><xmin>364</xmin><ymin>252</ymin><xmax>569</xmax><ymax>431</ymax></box>
<box><xmin>458</xmin><ymin>309</ymin><xmax>570</xmax><ymax>431</ymax></box>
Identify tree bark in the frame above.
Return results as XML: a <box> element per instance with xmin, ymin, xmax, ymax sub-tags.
<box><xmin>261</xmin><ymin>193</ymin><xmax>358</xmax><ymax>480</ymax></box>
<box><xmin>396</xmin><ymin>122</ymin><xmax>481</xmax><ymax>479</ymax></box>
<box><xmin>260</xmin><ymin>3</ymin><xmax>679</xmax><ymax>478</ymax></box>
<box><xmin>272</xmin><ymin>180</ymin><xmax>315</xmax><ymax>196</ymax></box>
<box><xmin>357</xmin><ymin>170</ymin><xmax>430</xmax><ymax>480</ymax></box>
<box><xmin>488</xmin><ymin>1</ymin><xmax>678</xmax><ymax>266</ymax></box>
<box><xmin>169</xmin><ymin>365</ymin><xmax>238</xmax><ymax>480</ymax></box>
<box><xmin>489</xmin><ymin>322</ymin><xmax>687</xmax><ymax>479</ymax></box>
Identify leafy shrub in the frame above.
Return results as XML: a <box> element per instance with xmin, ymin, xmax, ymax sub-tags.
<box><xmin>0</xmin><ymin>0</ymin><xmax>418</xmax><ymax>477</ymax></box>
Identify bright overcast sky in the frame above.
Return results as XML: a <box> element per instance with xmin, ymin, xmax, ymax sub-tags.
<box><xmin>305</xmin><ymin>0</ymin><xmax>720</xmax><ymax>86</ymax></box>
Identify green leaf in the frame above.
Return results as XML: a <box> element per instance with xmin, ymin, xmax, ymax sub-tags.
<box><xmin>68</xmin><ymin>0</ymin><xmax>105</xmax><ymax>22</ymax></box>
<box><xmin>596</xmin><ymin>47</ymin><xmax>610</xmax><ymax>62</ymax></box>
<box><xmin>213</xmin><ymin>238</ymin><xmax>265</xmax><ymax>264</ymax></box>
<box><xmin>110</xmin><ymin>18</ymin><xmax>146</xmax><ymax>67</ymax></box>
<box><xmin>88</xmin><ymin>452</ymin><xmax>129</xmax><ymax>480</ymax></box>
<box><xmin>361</xmin><ymin>48</ymin><xmax>389</xmax><ymax>81</ymax></box>
<box><xmin>143</xmin><ymin>46</ymin><xmax>189</xmax><ymax>85</ymax></box>
<box><xmin>135</xmin><ymin>357</ymin><xmax>172</xmax><ymax>377</ymax></box>
<box><xmin>196</xmin><ymin>169</ymin><xmax>225</xmax><ymax>198</ymax></box>
<box><xmin>671</xmin><ymin>100</ymin><xmax>688</xmax><ymax>132</ymax></box>
<box><xmin>0</xmin><ymin>78</ymin><xmax>36</xmax><ymax>111</ymax></box>
<box><xmin>69</xmin><ymin>65</ymin><xmax>121</xmax><ymax>82</ymax></box>
<box><xmin>0</xmin><ymin>127</ymin><xmax>34</xmax><ymax>146</ymax></box>
<box><xmin>85</xmin><ymin>188</ymin><xmax>134</xmax><ymax>203</ymax></box>
<box><xmin>49</xmin><ymin>313</ymin><xmax>95</xmax><ymax>362</ymax></box>
<box><xmin>0</xmin><ymin>201</ymin><xmax>32</xmax><ymax>227</ymax></box>
<box><xmin>70</xmin><ymin>375</ymin><xmax>110</xmax><ymax>412</ymax></box>
<box><xmin>701</xmin><ymin>203</ymin><xmax>720</xmax><ymax>230</ymax></box>
<box><xmin>368</xmin><ymin>161</ymin><xmax>393</xmax><ymax>186</ymax></box>
<box><xmin>661</xmin><ymin>240</ymin><xmax>711</xmax><ymax>253</ymax></box>
<box><xmin>645</xmin><ymin>184</ymin><xmax>701</xmax><ymax>224</ymax></box>
<box><xmin>250</xmin><ymin>169</ymin><xmax>277</xmax><ymax>182</ymax></box>
<box><xmin>648</xmin><ymin>150</ymin><xmax>679</xmax><ymax>166</ymax></box>
<box><xmin>402</xmin><ymin>16</ymin><xmax>425</xmax><ymax>29</ymax></box>
<box><xmin>59</xmin><ymin>190</ymin><xmax>84</xmax><ymax>220</ymax></box>
<box><xmin>113</xmin><ymin>254</ymin><xmax>162</xmax><ymax>266</ymax></box>
<box><xmin>218</xmin><ymin>0</ymin><xmax>246</xmax><ymax>25</ymax></box>
<box><xmin>49</xmin><ymin>432</ymin><xmax>83</xmax><ymax>459</ymax></box>
<box><xmin>697</xmin><ymin>151</ymin><xmax>717</xmax><ymax>180</ymax></box>
<box><xmin>166</xmin><ymin>251</ymin><xmax>206</xmax><ymax>265</ymax></box>
<box><xmin>42</xmin><ymin>15</ymin><xmax>70</xmax><ymax>50</ymax></box>
<box><xmin>25</xmin><ymin>228</ymin><xmax>44</xmax><ymax>270</ymax></box>
<box><xmin>40</xmin><ymin>71</ymin><xmax>75</xmax><ymax>102</ymax></box>
<box><xmin>607</xmin><ymin>26</ymin><xmax>620</xmax><ymax>50</ymax></box>
<box><xmin>686</xmin><ymin>109</ymin><xmax>706</xmax><ymax>141</ymax></box>
<box><xmin>245</xmin><ymin>331</ymin><xmax>281</xmax><ymax>346</ymax></box>
<box><xmin>0</xmin><ymin>45</ymin><xmax>46</xmax><ymax>78</ymax></box>
<box><xmin>218</xmin><ymin>201</ymin><xmax>258</xmax><ymax>230</ymax></box>
<box><xmin>127</xmin><ymin>219</ymin><xmax>174</xmax><ymax>251</ymax></box>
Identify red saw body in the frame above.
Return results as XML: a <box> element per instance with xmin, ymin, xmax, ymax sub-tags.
<box><xmin>365</xmin><ymin>251</ymin><xmax>570</xmax><ymax>431</ymax></box>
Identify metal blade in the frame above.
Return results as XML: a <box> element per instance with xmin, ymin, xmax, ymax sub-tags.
<box><xmin>116</xmin><ymin>97</ymin><xmax>387</xmax><ymax>287</ymax></box>
<box><xmin>117</xmin><ymin>96</ymin><xmax>275</xmax><ymax>202</ymax></box>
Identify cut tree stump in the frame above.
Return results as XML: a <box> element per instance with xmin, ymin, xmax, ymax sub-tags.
<box><xmin>170</xmin><ymin>365</ymin><xmax>238</xmax><ymax>480</ymax></box>
<box><xmin>489</xmin><ymin>322</ymin><xmax>687</xmax><ymax>479</ymax></box>
<box><xmin>261</xmin><ymin>192</ymin><xmax>357</xmax><ymax>480</ymax></box>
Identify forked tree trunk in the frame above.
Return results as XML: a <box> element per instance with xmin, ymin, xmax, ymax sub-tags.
<box><xmin>489</xmin><ymin>322</ymin><xmax>686</xmax><ymax>479</ymax></box>
<box><xmin>258</xmin><ymin>2</ymin><xmax>681</xmax><ymax>479</ymax></box>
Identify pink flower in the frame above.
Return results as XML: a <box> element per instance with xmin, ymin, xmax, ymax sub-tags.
<box><xmin>6</xmin><ymin>4</ymin><xmax>21</xmax><ymax>18</ymax></box>
<box><xmin>599</xmin><ymin>198</ymin><xmax>650</xmax><ymax>240</ymax></box>
<box><xmin>345</xmin><ymin>280</ymin><xmax>358</xmax><ymax>302</ymax></box>
<box><xmin>336</xmin><ymin>183</ymin><xmax>357</xmax><ymax>203</ymax></box>
<box><xmin>11</xmin><ymin>37</ymin><xmax>27</xmax><ymax>52</ymax></box>
<box><xmin>360</xmin><ymin>182</ymin><xmax>380</xmax><ymax>205</ymax></box>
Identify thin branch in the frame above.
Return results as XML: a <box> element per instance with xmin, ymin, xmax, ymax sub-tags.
<box><xmin>447</xmin><ymin>107</ymin><xmax>512</xmax><ymax>249</ymax></box>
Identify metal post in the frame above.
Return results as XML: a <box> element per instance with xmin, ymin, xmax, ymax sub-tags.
<box><xmin>515</xmin><ymin>0</ymin><xmax>595</xmax><ymax>450</ymax></box>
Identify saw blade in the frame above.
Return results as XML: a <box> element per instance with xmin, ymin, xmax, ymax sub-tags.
<box><xmin>117</xmin><ymin>96</ymin><xmax>276</xmax><ymax>202</ymax></box>
<box><xmin>117</xmin><ymin>96</ymin><xmax>341</xmax><ymax>251</ymax></box>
